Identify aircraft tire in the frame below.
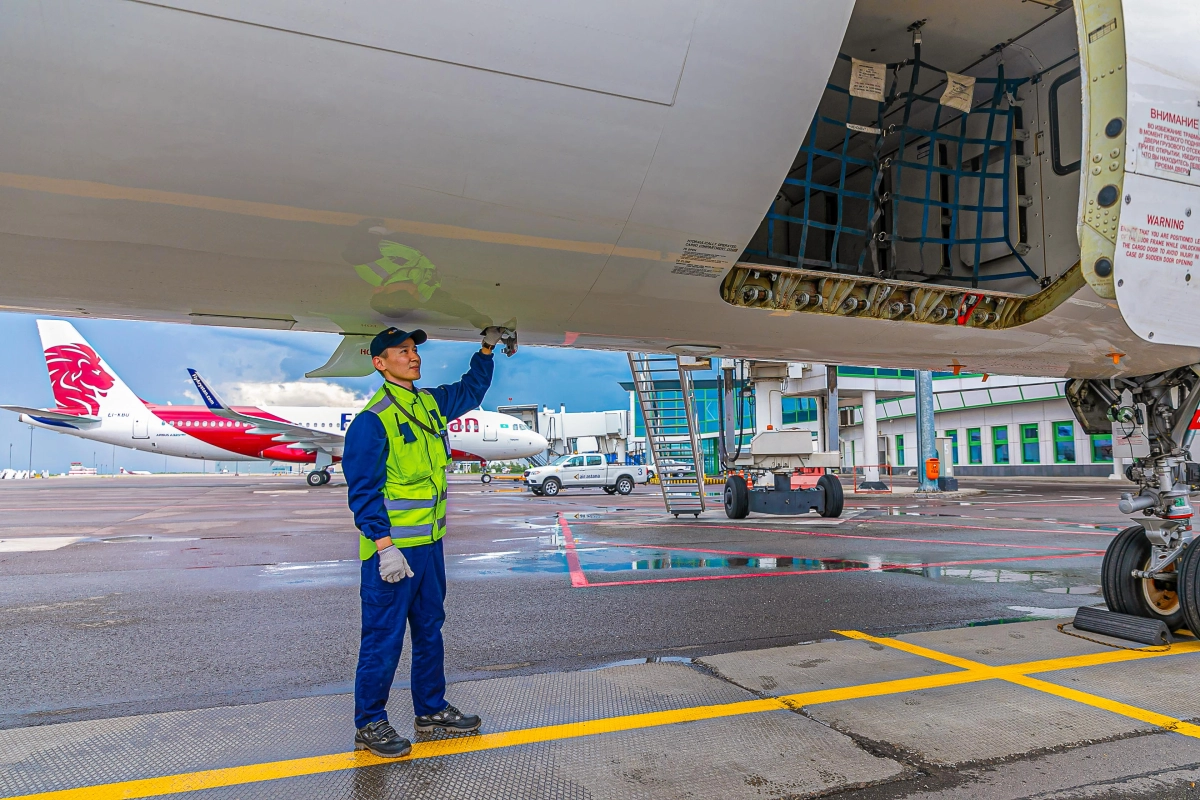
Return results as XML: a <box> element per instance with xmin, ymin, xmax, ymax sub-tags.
<box><xmin>818</xmin><ymin>474</ymin><xmax>844</xmax><ymax>518</ymax></box>
<box><xmin>1102</xmin><ymin>524</ymin><xmax>1186</xmax><ymax>629</ymax></box>
<box><xmin>724</xmin><ymin>475</ymin><xmax>749</xmax><ymax>519</ymax></box>
<box><xmin>306</xmin><ymin>470</ymin><xmax>326</xmax><ymax>487</ymax></box>
<box><xmin>1178</xmin><ymin>539</ymin><xmax>1200</xmax><ymax>635</ymax></box>
<box><xmin>481</xmin><ymin>473</ymin><xmax>492</xmax><ymax>484</ymax></box>
<box><xmin>542</xmin><ymin>478</ymin><xmax>562</xmax><ymax>497</ymax></box>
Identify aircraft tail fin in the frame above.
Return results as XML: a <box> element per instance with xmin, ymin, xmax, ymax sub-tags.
<box><xmin>35</xmin><ymin>320</ymin><xmax>144</xmax><ymax>416</ymax></box>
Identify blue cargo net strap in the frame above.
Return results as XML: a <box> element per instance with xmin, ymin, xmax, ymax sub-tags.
<box><xmin>747</xmin><ymin>47</ymin><xmax>1042</xmax><ymax>287</ymax></box>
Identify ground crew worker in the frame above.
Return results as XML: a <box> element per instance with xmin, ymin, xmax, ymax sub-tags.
<box><xmin>344</xmin><ymin>324</ymin><xmax>516</xmax><ymax>758</ymax></box>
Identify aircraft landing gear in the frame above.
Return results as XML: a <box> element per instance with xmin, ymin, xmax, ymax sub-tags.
<box><xmin>1069</xmin><ymin>370</ymin><xmax>1200</xmax><ymax>634</ymax></box>
<box><xmin>307</xmin><ymin>469</ymin><xmax>331</xmax><ymax>487</ymax></box>
<box><xmin>481</xmin><ymin>473</ymin><xmax>492</xmax><ymax>484</ymax></box>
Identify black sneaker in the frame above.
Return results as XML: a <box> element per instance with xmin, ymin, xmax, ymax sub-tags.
<box><xmin>354</xmin><ymin>720</ymin><xmax>412</xmax><ymax>758</ymax></box>
<box><xmin>414</xmin><ymin>703</ymin><xmax>481</xmax><ymax>733</ymax></box>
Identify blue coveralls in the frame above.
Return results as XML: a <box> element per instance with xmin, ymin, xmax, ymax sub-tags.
<box><xmin>344</xmin><ymin>350</ymin><xmax>494</xmax><ymax>729</ymax></box>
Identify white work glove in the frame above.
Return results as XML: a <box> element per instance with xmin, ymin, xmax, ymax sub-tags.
<box><xmin>481</xmin><ymin>326</ymin><xmax>518</xmax><ymax>357</ymax></box>
<box><xmin>377</xmin><ymin>545</ymin><xmax>414</xmax><ymax>583</ymax></box>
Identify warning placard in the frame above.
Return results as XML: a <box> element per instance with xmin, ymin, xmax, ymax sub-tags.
<box><xmin>1133</xmin><ymin>107</ymin><xmax>1200</xmax><ymax>179</ymax></box>
<box><xmin>671</xmin><ymin>239</ymin><xmax>740</xmax><ymax>278</ymax></box>
<box><xmin>1119</xmin><ymin>215</ymin><xmax>1200</xmax><ymax>268</ymax></box>
<box><xmin>849</xmin><ymin>58</ymin><xmax>886</xmax><ymax>102</ymax></box>
<box><xmin>940</xmin><ymin>72</ymin><xmax>976</xmax><ymax>113</ymax></box>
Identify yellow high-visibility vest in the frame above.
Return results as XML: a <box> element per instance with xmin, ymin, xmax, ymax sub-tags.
<box><xmin>357</xmin><ymin>383</ymin><xmax>449</xmax><ymax>559</ymax></box>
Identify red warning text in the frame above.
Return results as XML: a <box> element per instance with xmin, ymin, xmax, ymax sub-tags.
<box><xmin>1151</xmin><ymin>108</ymin><xmax>1200</xmax><ymax>129</ymax></box>
<box><xmin>1147</xmin><ymin>214</ymin><xmax>1186</xmax><ymax>230</ymax></box>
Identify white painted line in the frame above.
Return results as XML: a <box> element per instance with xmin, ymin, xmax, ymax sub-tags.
<box><xmin>0</xmin><ymin>536</ymin><xmax>87</xmax><ymax>552</ymax></box>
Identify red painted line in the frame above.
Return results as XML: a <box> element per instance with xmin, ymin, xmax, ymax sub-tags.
<box><xmin>557</xmin><ymin>512</ymin><xmax>588</xmax><ymax>587</ymax></box>
<box><xmin>575</xmin><ymin>521</ymin><xmax>1100</xmax><ymax>553</ymax></box>
<box><xmin>584</xmin><ymin>551</ymin><xmax>1104</xmax><ymax>587</ymax></box>
<box><xmin>862</xmin><ymin>517</ymin><xmax>1117</xmax><ymax>537</ymax></box>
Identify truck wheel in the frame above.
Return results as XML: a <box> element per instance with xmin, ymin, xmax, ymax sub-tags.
<box><xmin>603</xmin><ymin>486</ymin><xmax>617</xmax><ymax>495</ymax></box>
<box><xmin>724</xmin><ymin>475</ymin><xmax>749</xmax><ymax>519</ymax></box>
<box><xmin>542</xmin><ymin>477</ymin><xmax>562</xmax><ymax>497</ymax></box>
<box><xmin>818</xmin><ymin>474</ymin><xmax>844</xmax><ymax>518</ymax></box>
<box><xmin>615</xmin><ymin>476</ymin><xmax>635</xmax><ymax>495</ymax></box>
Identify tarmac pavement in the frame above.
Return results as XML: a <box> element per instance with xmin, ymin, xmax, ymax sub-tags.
<box><xmin>2</xmin><ymin>473</ymin><xmax>1199</xmax><ymax>798</ymax></box>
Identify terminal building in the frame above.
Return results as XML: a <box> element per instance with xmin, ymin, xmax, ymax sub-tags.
<box><xmin>614</xmin><ymin>363</ymin><xmax>1121</xmax><ymax>480</ymax></box>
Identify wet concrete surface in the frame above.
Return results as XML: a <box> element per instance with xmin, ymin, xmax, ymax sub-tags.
<box><xmin>6</xmin><ymin>473</ymin><xmax>1200</xmax><ymax>798</ymax></box>
<box><xmin>0</xmin><ymin>473</ymin><xmax>1128</xmax><ymax>732</ymax></box>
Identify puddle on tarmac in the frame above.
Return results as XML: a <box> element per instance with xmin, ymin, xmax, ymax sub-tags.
<box><xmin>257</xmin><ymin>560</ymin><xmax>357</xmax><ymax>587</ymax></box>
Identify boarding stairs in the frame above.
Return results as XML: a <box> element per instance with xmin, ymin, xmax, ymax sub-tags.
<box><xmin>525</xmin><ymin>453</ymin><xmax>549</xmax><ymax>468</ymax></box>
<box><xmin>627</xmin><ymin>353</ymin><xmax>707</xmax><ymax>517</ymax></box>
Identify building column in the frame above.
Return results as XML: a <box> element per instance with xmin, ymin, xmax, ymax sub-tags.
<box><xmin>860</xmin><ymin>389</ymin><xmax>886</xmax><ymax>489</ymax></box>
<box><xmin>825</xmin><ymin>366</ymin><xmax>839</xmax><ymax>458</ymax></box>
<box><xmin>915</xmin><ymin>370</ymin><xmax>939</xmax><ymax>491</ymax></box>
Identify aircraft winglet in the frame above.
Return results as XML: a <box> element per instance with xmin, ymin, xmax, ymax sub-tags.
<box><xmin>187</xmin><ymin>369</ymin><xmax>229</xmax><ymax>411</ymax></box>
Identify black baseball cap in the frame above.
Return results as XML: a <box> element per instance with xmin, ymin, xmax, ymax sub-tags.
<box><xmin>369</xmin><ymin>327</ymin><xmax>427</xmax><ymax>357</ymax></box>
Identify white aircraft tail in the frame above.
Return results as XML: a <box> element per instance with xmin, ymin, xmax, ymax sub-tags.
<box><xmin>36</xmin><ymin>320</ymin><xmax>144</xmax><ymax>416</ymax></box>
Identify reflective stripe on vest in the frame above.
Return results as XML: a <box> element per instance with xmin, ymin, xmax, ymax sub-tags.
<box><xmin>357</xmin><ymin>383</ymin><xmax>450</xmax><ymax>559</ymax></box>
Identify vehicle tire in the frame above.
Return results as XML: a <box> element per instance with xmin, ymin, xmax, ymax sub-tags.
<box><xmin>320</xmin><ymin>470</ymin><xmax>332</xmax><ymax>485</ymax></box>
<box><xmin>1178</xmin><ymin>539</ymin><xmax>1200</xmax><ymax>635</ymax></box>
<box><xmin>1102</xmin><ymin>524</ymin><xmax>1186</xmax><ymax>629</ymax></box>
<box><xmin>723</xmin><ymin>475</ymin><xmax>749</xmax><ymax>519</ymax></box>
<box><xmin>306</xmin><ymin>470</ymin><xmax>325</xmax><ymax>487</ymax></box>
<box><xmin>615</xmin><ymin>476</ymin><xmax>635</xmax><ymax>495</ymax></box>
<box><xmin>542</xmin><ymin>477</ymin><xmax>562</xmax><ymax>497</ymax></box>
<box><xmin>603</xmin><ymin>486</ymin><xmax>617</xmax><ymax>495</ymax></box>
<box><xmin>481</xmin><ymin>473</ymin><xmax>492</xmax><ymax>484</ymax></box>
<box><xmin>817</xmin><ymin>473</ymin><xmax>844</xmax><ymax>518</ymax></box>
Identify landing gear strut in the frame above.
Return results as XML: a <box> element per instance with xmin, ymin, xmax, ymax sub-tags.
<box><xmin>1068</xmin><ymin>369</ymin><xmax>1200</xmax><ymax>632</ymax></box>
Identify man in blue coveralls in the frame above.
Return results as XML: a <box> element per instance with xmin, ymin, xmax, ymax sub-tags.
<box><xmin>344</xmin><ymin>324</ymin><xmax>517</xmax><ymax>758</ymax></box>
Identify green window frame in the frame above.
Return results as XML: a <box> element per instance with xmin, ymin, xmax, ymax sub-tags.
<box><xmin>895</xmin><ymin>434</ymin><xmax>905</xmax><ymax>467</ymax></box>
<box><xmin>1090</xmin><ymin>432</ymin><xmax>1113</xmax><ymax>463</ymax></box>
<box><xmin>1053</xmin><ymin>421</ymin><xmax>1076</xmax><ymax>463</ymax></box>
<box><xmin>1021</xmin><ymin>423</ymin><xmax>1040</xmax><ymax>464</ymax></box>
<box><xmin>967</xmin><ymin>428</ymin><xmax>982</xmax><ymax>464</ymax></box>
<box><xmin>993</xmin><ymin>426</ymin><xmax>1009</xmax><ymax>464</ymax></box>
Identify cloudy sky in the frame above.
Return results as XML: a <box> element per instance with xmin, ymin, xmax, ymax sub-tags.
<box><xmin>0</xmin><ymin>313</ymin><xmax>631</xmax><ymax>473</ymax></box>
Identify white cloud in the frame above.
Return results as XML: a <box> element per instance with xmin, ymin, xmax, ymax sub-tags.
<box><xmin>220</xmin><ymin>380</ymin><xmax>369</xmax><ymax>408</ymax></box>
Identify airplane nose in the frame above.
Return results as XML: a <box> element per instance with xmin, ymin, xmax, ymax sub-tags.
<box><xmin>532</xmin><ymin>433</ymin><xmax>548</xmax><ymax>450</ymax></box>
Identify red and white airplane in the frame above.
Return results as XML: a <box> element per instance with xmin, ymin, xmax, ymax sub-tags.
<box><xmin>1</xmin><ymin>320</ymin><xmax>548</xmax><ymax>485</ymax></box>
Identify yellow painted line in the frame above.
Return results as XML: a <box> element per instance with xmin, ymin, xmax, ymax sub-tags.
<box><xmin>838</xmin><ymin>629</ymin><xmax>1200</xmax><ymax>741</ymax></box>
<box><xmin>8</xmin><ymin>672</ymin><xmax>996</xmax><ymax>800</ymax></box>
<box><xmin>12</xmin><ymin>630</ymin><xmax>1200</xmax><ymax>800</ymax></box>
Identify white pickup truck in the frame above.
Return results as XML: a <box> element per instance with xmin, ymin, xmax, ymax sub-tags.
<box><xmin>524</xmin><ymin>453</ymin><xmax>649</xmax><ymax>496</ymax></box>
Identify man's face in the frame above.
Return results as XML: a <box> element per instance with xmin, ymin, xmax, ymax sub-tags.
<box><xmin>373</xmin><ymin>339</ymin><xmax>421</xmax><ymax>385</ymax></box>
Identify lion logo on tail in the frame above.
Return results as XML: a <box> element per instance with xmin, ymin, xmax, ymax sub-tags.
<box><xmin>44</xmin><ymin>343</ymin><xmax>115</xmax><ymax>415</ymax></box>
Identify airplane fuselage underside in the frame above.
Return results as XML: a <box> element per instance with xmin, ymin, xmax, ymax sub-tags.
<box><xmin>2</xmin><ymin>1</ymin><xmax>1199</xmax><ymax>379</ymax></box>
